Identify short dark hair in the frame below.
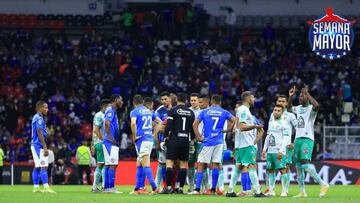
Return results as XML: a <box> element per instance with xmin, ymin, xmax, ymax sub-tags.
<box><xmin>241</xmin><ymin>91</ymin><xmax>253</xmax><ymax>101</ymax></box>
<box><xmin>274</xmin><ymin>104</ymin><xmax>284</xmax><ymax>110</ymax></box>
<box><xmin>236</xmin><ymin>100</ymin><xmax>242</xmax><ymax>105</ymax></box>
<box><xmin>36</xmin><ymin>100</ymin><xmax>46</xmax><ymax>110</ymax></box>
<box><xmin>160</xmin><ymin>91</ymin><xmax>170</xmax><ymax>97</ymax></box>
<box><xmin>144</xmin><ymin>97</ymin><xmax>153</xmax><ymax>105</ymax></box>
<box><xmin>110</xmin><ymin>94</ymin><xmax>121</xmax><ymax>102</ymax></box>
<box><xmin>100</xmin><ymin>99</ymin><xmax>110</xmax><ymax>107</ymax></box>
<box><xmin>277</xmin><ymin>95</ymin><xmax>287</xmax><ymax>100</ymax></box>
<box><xmin>190</xmin><ymin>93</ymin><xmax>199</xmax><ymax>98</ymax></box>
<box><xmin>177</xmin><ymin>92</ymin><xmax>188</xmax><ymax>103</ymax></box>
<box><xmin>133</xmin><ymin>94</ymin><xmax>144</xmax><ymax>105</ymax></box>
<box><xmin>199</xmin><ymin>94</ymin><xmax>209</xmax><ymax>100</ymax></box>
<box><xmin>211</xmin><ymin>94</ymin><xmax>222</xmax><ymax>104</ymax></box>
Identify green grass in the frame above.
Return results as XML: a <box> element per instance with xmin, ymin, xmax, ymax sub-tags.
<box><xmin>0</xmin><ymin>185</ymin><xmax>359</xmax><ymax>203</ymax></box>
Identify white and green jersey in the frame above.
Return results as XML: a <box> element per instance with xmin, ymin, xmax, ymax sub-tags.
<box><xmin>263</xmin><ymin>117</ymin><xmax>290</xmax><ymax>154</ymax></box>
<box><xmin>270</xmin><ymin>110</ymin><xmax>297</xmax><ymax>145</ymax></box>
<box><xmin>235</xmin><ymin>105</ymin><xmax>256</xmax><ymax>149</ymax></box>
<box><xmin>92</xmin><ymin>111</ymin><xmax>105</xmax><ymax>145</ymax></box>
<box><xmin>223</xmin><ymin>121</ymin><xmax>228</xmax><ymax>150</ymax></box>
<box><xmin>190</xmin><ymin>107</ymin><xmax>203</xmax><ymax>135</ymax></box>
<box><xmin>292</xmin><ymin>104</ymin><xmax>317</xmax><ymax>141</ymax></box>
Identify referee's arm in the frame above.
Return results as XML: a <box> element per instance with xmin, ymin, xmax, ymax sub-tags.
<box><xmin>164</xmin><ymin>110</ymin><xmax>174</xmax><ymax>138</ymax></box>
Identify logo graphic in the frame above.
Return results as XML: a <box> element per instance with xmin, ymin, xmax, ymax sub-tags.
<box><xmin>110</xmin><ymin>158</ymin><xmax>115</xmax><ymax>163</ymax></box>
<box><xmin>308</xmin><ymin>7</ymin><xmax>356</xmax><ymax>60</ymax></box>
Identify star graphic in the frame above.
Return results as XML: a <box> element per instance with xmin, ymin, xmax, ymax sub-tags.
<box><xmin>329</xmin><ymin>55</ymin><xmax>334</xmax><ymax>60</ymax></box>
<box><xmin>337</xmin><ymin>54</ymin><xmax>340</xmax><ymax>58</ymax></box>
<box><xmin>322</xmin><ymin>55</ymin><xmax>326</xmax><ymax>58</ymax></box>
<box><xmin>316</xmin><ymin>52</ymin><xmax>320</xmax><ymax>55</ymax></box>
<box><xmin>343</xmin><ymin>52</ymin><xmax>347</xmax><ymax>55</ymax></box>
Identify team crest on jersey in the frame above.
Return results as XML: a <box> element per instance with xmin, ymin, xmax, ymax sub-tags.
<box><xmin>110</xmin><ymin>158</ymin><xmax>115</xmax><ymax>163</ymax></box>
<box><xmin>308</xmin><ymin>7</ymin><xmax>355</xmax><ymax>60</ymax></box>
<box><xmin>40</xmin><ymin>161</ymin><xmax>45</xmax><ymax>165</ymax></box>
<box><xmin>38</xmin><ymin>119</ymin><xmax>43</xmax><ymax>125</ymax></box>
<box><xmin>303</xmin><ymin>148</ymin><xmax>309</xmax><ymax>154</ymax></box>
<box><xmin>107</xmin><ymin>112</ymin><xmax>112</xmax><ymax>117</ymax></box>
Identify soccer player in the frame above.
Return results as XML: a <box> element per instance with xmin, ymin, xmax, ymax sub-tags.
<box><xmin>288</xmin><ymin>85</ymin><xmax>329</xmax><ymax>198</ymax></box>
<box><xmin>264</xmin><ymin>95</ymin><xmax>297</xmax><ymax>196</ymax></box>
<box><xmin>192</xmin><ymin>95</ymin><xmax>236</xmax><ymax>195</ymax></box>
<box><xmin>226</xmin><ymin>91</ymin><xmax>265</xmax><ymax>198</ymax></box>
<box><xmin>188</xmin><ymin>93</ymin><xmax>201</xmax><ymax>193</ymax></box>
<box><xmin>92</xmin><ymin>99</ymin><xmax>110</xmax><ymax>192</ymax></box>
<box><xmin>262</xmin><ymin>105</ymin><xmax>291</xmax><ymax>197</ymax></box>
<box><xmin>130</xmin><ymin>95</ymin><xmax>161</xmax><ymax>194</ymax></box>
<box><xmin>161</xmin><ymin>93</ymin><xmax>195</xmax><ymax>194</ymax></box>
<box><xmin>30</xmin><ymin>100</ymin><xmax>56</xmax><ymax>193</ymax></box>
<box><xmin>155</xmin><ymin>91</ymin><xmax>172</xmax><ymax>191</ymax></box>
<box><xmin>103</xmin><ymin>94</ymin><xmax>123</xmax><ymax>193</ymax></box>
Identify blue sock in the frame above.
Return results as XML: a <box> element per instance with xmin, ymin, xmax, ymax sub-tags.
<box><xmin>40</xmin><ymin>169</ymin><xmax>48</xmax><ymax>185</ymax></box>
<box><xmin>108</xmin><ymin>168</ymin><xmax>115</xmax><ymax>188</ymax></box>
<box><xmin>241</xmin><ymin>172</ymin><xmax>248</xmax><ymax>191</ymax></box>
<box><xmin>140</xmin><ymin>166</ymin><xmax>146</xmax><ymax>188</ymax></box>
<box><xmin>104</xmin><ymin>167</ymin><xmax>109</xmax><ymax>189</ymax></box>
<box><xmin>245</xmin><ymin>172</ymin><xmax>252</xmax><ymax>191</ymax></box>
<box><xmin>211</xmin><ymin>168</ymin><xmax>219</xmax><ymax>190</ymax></box>
<box><xmin>32</xmin><ymin>168</ymin><xmax>40</xmax><ymax>185</ymax></box>
<box><xmin>195</xmin><ymin>172</ymin><xmax>203</xmax><ymax>191</ymax></box>
<box><xmin>135</xmin><ymin>166</ymin><xmax>143</xmax><ymax>190</ymax></box>
<box><xmin>161</xmin><ymin>166</ymin><xmax>166</xmax><ymax>182</ymax></box>
<box><xmin>144</xmin><ymin>166</ymin><xmax>157</xmax><ymax>190</ymax></box>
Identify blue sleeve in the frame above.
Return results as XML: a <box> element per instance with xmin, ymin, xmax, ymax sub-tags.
<box><xmin>198</xmin><ymin>110</ymin><xmax>205</xmax><ymax>122</ymax></box>
<box><xmin>152</xmin><ymin>112</ymin><xmax>157</xmax><ymax>121</ymax></box>
<box><xmin>130</xmin><ymin>110</ymin><xmax>136</xmax><ymax>118</ymax></box>
<box><xmin>105</xmin><ymin>109</ymin><xmax>115</xmax><ymax>121</ymax></box>
<box><xmin>225</xmin><ymin>110</ymin><xmax>233</xmax><ymax>120</ymax></box>
<box><xmin>35</xmin><ymin>117</ymin><xmax>44</xmax><ymax>129</ymax></box>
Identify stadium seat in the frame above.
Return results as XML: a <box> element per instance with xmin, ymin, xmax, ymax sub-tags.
<box><xmin>343</xmin><ymin>102</ymin><xmax>353</xmax><ymax>113</ymax></box>
<box><xmin>236</xmin><ymin>16</ymin><xmax>244</xmax><ymax>28</ymax></box>
<box><xmin>217</xmin><ymin>15</ymin><xmax>226</xmax><ymax>27</ymax></box>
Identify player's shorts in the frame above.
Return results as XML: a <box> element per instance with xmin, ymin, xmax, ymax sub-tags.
<box><xmin>286</xmin><ymin>148</ymin><xmax>293</xmax><ymax>164</ymax></box>
<box><xmin>197</xmin><ymin>144</ymin><xmax>223</xmax><ymax>164</ymax></box>
<box><xmin>235</xmin><ymin>146</ymin><xmax>257</xmax><ymax>166</ymax></box>
<box><xmin>266</xmin><ymin>153</ymin><xmax>287</xmax><ymax>170</ymax></box>
<box><xmin>294</xmin><ymin>137</ymin><xmax>314</xmax><ymax>163</ymax></box>
<box><xmin>135</xmin><ymin>140</ymin><xmax>153</xmax><ymax>160</ymax></box>
<box><xmin>103</xmin><ymin>144</ymin><xmax>119</xmax><ymax>165</ymax></box>
<box><xmin>94</xmin><ymin>143</ymin><xmax>104</xmax><ymax>164</ymax></box>
<box><xmin>188</xmin><ymin>141</ymin><xmax>201</xmax><ymax>163</ymax></box>
<box><xmin>166</xmin><ymin>138</ymin><xmax>189</xmax><ymax>161</ymax></box>
<box><xmin>31</xmin><ymin>145</ymin><xmax>49</xmax><ymax>168</ymax></box>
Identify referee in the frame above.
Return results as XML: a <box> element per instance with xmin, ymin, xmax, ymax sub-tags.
<box><xmin>161</xmin><ymin>93</ymin><xmax>195</xmax><ymax>194</ymax></box>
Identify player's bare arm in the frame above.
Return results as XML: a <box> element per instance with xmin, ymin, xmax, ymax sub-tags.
<box><xmin>94</xmin><ymin>125</ymin><xmax>103</xmax><ymax>141</ymax></box>
<box><xmin>287</xmin><ymin>85</ymin><xmax>296</xmax><ymax>112</ymax></box>
<box><xmin>239</xmin><ymin>122</ymin><xmax>263</xmax><ymax>132</ymax></box>
<box><xmin>105</xmin><ymin>120</ymin><xmax>116</xmax><ymax>145</ymax></box>
<box><xmin>130</xmin><ymin>117</ymin><xmax>137</xmax><ymax>142</ymax></box>
<box><xmin>37</xmin><ymin>128</ymin><xmax>48</xmax><ymax>156</ymax></box>
<box><xmin>303</xmin><ymin>86</ymin><xmax>320</xmax><ymax>111</ymax></box>
<box><xmin>192</xmin><ymin>119</ymin><xmax>203</xmax><ymax>142</ymax></box>
<box><xmin>253</xmin><ymin>127</ymin><xmax>264</xmax><ymax>145</ymax></box>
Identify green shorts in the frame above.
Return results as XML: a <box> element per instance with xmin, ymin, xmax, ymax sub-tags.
<box><xmin>188</xmin><ymin>142</ymin><xmax>201</xmax><ymax>163</ymax></box>
<box><xmin>235</xmin><ymin>146</ymin><xmax>257</xmax><ymax>166</ymax></box>
<box><xmin>286</xmin><ymin>148</ymin><xmax>293</xmax><ymax>164</ymax></box>
<box><xmin>266</xmin><ymin>153</ymin><xmax>287</xmax><ymax>170</ymax></box>
<box><xmin>294</xmin><ymin>137</ymin><xmax>314</xmax><ymax>163</ymax></box>
<box><xmin>94</xmin><ymin>143</ymin><xmax>104</xmax><ymax>164</ymax></box>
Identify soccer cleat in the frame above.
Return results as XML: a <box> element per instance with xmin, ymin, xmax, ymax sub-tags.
<box><xmin>293</xmin><ymin>192</ymin><xmax>308</xmax><ymax>198</ymax></box>
<box><xmin>91</xmin><ymin>188</ymin><xmax>102</xmax><ymax>193</ymax></box>
<box><xmin>264</xmin><ymin>190</ymin><xmax>275</xmax><ymax>197</ymax></box>
<box><xmin>43</xmin><ymin>187</ymin><xmax>56</xmax><ymax>194</ymax></box>
<box><xmin>109</xmin><ymin>188</ymin><xmax>123</xmax><ymax>194</ymax></box>
<box><xmin>33</xmin><ymin>187</ymin><xmax>43</xmax><ymax>193</ymax></box>
<box><xmin>203</xmin><ymin>189</ymin><xmax>215</xmax><ymax>195</ymax></box>
<box><xmin>319</xmin><ymin>184</ymin><xmax>329</xmax><ymax>197</ymax></box>
<box><xmin>129</xmin><ymin>190</ymin><xmax>141</xmax><ymax>195</ymax></box>
<box><xmin>150</xmin><ymin>188</ymin><xmax>159</xmax><ymax>195</ymax></box>
<box><xmin>188</xmin><ymin>190</ymin><xmax>201</xmax><ymax>195</ymax></box>
<box><xmin>159</xmin><ymin>188</ymin><xmax>173</xmax><ymax>194</ymax></box>
<box><xmin>226</xmin><ymin>192</ymin><xmax>237</xmax><ymax>197</ymax></box>
<box><xmin>216</xmin><ymin>189</ymin><xmax>224</xmax><ymax>196</ymax></box>
<box><xmin>139</xmin><ymin>188</ymin><xmax>150</xmax><ymax>194</ymax></box>
<box><xmin>254</xmin><ymin>192</ymin><xmax>267</xmax><ymax>198</ymax></box>
<box><xmin>280</xmin><ymin>191</ymin><xmax>288</xmax><ymax>197</ymax></box>
<box><xmin>177</xmin><ymin>189</ymin><xmax>184</xmax><ymax>194</ymax></box>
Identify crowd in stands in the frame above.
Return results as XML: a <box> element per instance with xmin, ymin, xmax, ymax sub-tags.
<box><xmin>0</xmin><ymin>5</ymin><xmax>359</xmax><ymax>168</ymax></box>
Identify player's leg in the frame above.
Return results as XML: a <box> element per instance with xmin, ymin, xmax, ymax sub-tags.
<box><xmin>298</xmin><ymin>138</ymin><xmax>329</xmax><ymax>197</ymax></box>
<box><xmin>279</xmin><ymin>161</ymin><xmax>289</xmax><ymax>197</ymax></box>
<box><xmin>38</xmin><ymin>148</ymin><xmax>55</xmax><ymax>193</ymax></box>
<box><xmin>140</xmin><ymin>141</ymin><xmax>157</xmax><ymax>193</ymax></box>
<box><xmin>246</xmin><ymin>146</ymin><xmax>265</xmax><ymax>197</ymax></box>
<box><xmin>238</xmin><ymin>147</ymin><xmax>253</xmax><ymax>196</ymax></box>
<box><xmin>162</xmin><ymin>139</ymin><xmax>176</xmax><ymax>194</ymax></box>
<box><xmin>107</xmin><ymin>144</ymin><xmax>120</xmax><ymax>193</ymax></box>
<box><xmin>31</xmin><ymin>146</ymin><xmax>41</xmax><ymax>192</ymax></box>
<box><xmin>131</xmin><ymin>140</ymin><xmax>144</xmax><ymax>194</ymax></box>
<box><xmin>209</xmin><ymin>144</ymin><xmax>223</xmax><ymax>193</ymax></box>
<box><xmin>192</xmin><ymin>146</ymin><xmax>211</xmax><ymax>194</ymax></box>
<box><xmin>176</xmin><ymin>141</ymin><xmax>189</xmax><ymax>194</ymax></box>
<box><xmin>187</xmin><ymin>141</ymin><xmax>196</xmax><ymax>193</ymax></box>
<box><xmin>217</xmin><ymin>163</ymin><xmax>225</xmax><ymax>194</ymax></box>
<box><xmin>85</xmin><ymin>165</ymin><xmax>91</xmax><ymax>185</ymax></box>
<box><xmin>227</xmin><ymin>148</ymin><xmax>241</xmax><ymax>196</ymax></box>
<box><xmin>285</xmin><ymin>147</ymin><xmax>293</xmax><ymax>194</ymax></box>
<box><xmin>293</xmin><ymin>138</ymin><xmax>306</xmax><ymax>197</ymax></box>
<box><xmin>92</xmin><ymin>143</ymin><xmax>104</xmax><ymax>191</ymax></box>
<box><xmin>264</xmin><ymin>153</ymin><xmax>276</xmax><ymax>196</ymax></box>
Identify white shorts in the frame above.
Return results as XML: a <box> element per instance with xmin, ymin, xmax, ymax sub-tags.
<box><xmin>31</xmin><ymin>146</ymin><xmax>49</xmax><ymax>167</ymax></box>
<box><xmin>135</xmin><ymin>141</ymin><xmax>153</xmax><ymax>160</ymax></box>
<box><xmin>103</xmin><ymin>144</ymin><xmax>119</xmax><ymax>165</ymax></box>
<box><xmin>197</xmin><ymin>144</ymin><xmax>224</xmax><ymax>164</ymax></box>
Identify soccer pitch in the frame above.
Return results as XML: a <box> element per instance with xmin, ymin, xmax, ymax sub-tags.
<box><xmin>0</xmin><ymin>185</ymin><xmax>359</xmax><ymax>203</ymax></box>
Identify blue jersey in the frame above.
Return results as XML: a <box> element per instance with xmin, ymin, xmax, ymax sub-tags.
<box><xmin>155</xmin><ymin>105</ymin><xmax>170</xmax><ymax>142</ymax></box>
<box><xmin>31</xmin><ymin>113</ymin><xmax>47</xmax><ymax>148</ymax></box>
<box><xmin>198</xmin><ymin>106</ymin><xmax>233</xmax><ymax>146</ymax></box>
<box><xmin>130</xmin><ymin>105</ymin><xmax>156</xmax><ymax>142</ymax></box>
<box><xmin>103</xmin><ymin>106</ymin><xmax>119</xmax><ymax>145</ymax></box>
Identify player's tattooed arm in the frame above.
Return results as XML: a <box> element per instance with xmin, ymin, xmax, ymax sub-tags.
<box><xmin>253</xmin><ymin>127</ymin><xmax>264</xmax><ymax>145</ymax></box>
<box><xmin>94</xmin><ymin>125</ymin><xmax>103</xmax><ymax>141</ymax></box>
<box><xmin>152</xmin><ymin>117</ymin><xmax>162</xmax><ymax>138</ymax></box>
<box><xmin>130</xmin><ymin>117</ymin><xmax>138</xmax><ymax>142</ymax></box>
<box><xmin>37</xmin><ymin>127</ymin><xmax>48</xmax><ymax>156</ymax></box>
<box><xmin>302</xmin><ymin>86</ymin><xmax>320</xmax><ymax>111</ymax></box>
<box><xmin>105</xmin><ymin>120</ymin><xmax>116</xmax><ymax>145</ymax></box>
<box><xmin>193</xmin><ymin>119</ymin><xmax>203</xmax><ymax>142</ymax></box>
<box><xmin>239</xmin><ymin>122</ymin><xmax>263</xmax><ymax>132</ymax></box>
<box><xmin>223</xmin><ymin>116</ymin><xmax>236</xmax><ymax>133</ymax></box>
